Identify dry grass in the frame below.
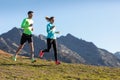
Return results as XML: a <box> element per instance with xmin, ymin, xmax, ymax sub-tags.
<box><xmin>0</xmin><ymin>50</ymin><xmax>120</xmax><ymax>80</ymax></box>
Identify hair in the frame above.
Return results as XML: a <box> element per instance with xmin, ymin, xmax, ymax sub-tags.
<box><xmin>45</xmin><ymin>16</ymin><xmax>54</xmax><ymax>22</ymax></box>
<box><xmin>28</xmin><ymin>11</ymin><xmax>33</xmax><ymax>14</ymax></box>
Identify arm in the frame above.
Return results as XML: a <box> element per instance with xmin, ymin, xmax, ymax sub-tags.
<box><xmin>55</xmin><ymin>31</ymin><xmax>60</xmax><ymax>34</ymax></box>
<box><xmin>47</xmin><ymin>25</ymin><xmax>52</xmax><ymax>33</ymax></box>
<box><xmin>47</xmin><ymin>24</ymin><xmax>54</xmax><ymax>33</ymax></box>
<box><xmin>50</xmin><ymin>26</ymin><xmax>55</xmax><ymax>30</ymax></box>
<box><xmin>21</xmin><ymin>19</ymin><xmax>29</xmax><ymax>28</ymax></box>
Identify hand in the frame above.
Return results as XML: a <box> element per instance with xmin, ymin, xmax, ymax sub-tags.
<box><xmin>55</xmin><ymin>31</ymin><xmax>60</xmax><ymax>34</ymax></box>
<box><xmin>29</xmin><ymin>24</ymin><xmax>33</xmax><ymax>27</ymax></box>
<box><xmin>29</xmin><ymin>27</ymin><xmax>33</xmax><ymax>31</ymax></box>
<box><xmin>50</xmin><ymin>26</ymin><xmax>55</xmax><ymax>30</ymax></box>
<box><xmin>31</xmin><ymin>27</ymin><xmax>34</xmax><ymax>31</ymax></box>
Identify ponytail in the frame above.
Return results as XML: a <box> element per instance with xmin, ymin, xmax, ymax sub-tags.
<box><xmin>45</xmin><ymin>16</ymin><xmax>54</xmax><ymax>22</ymax></box>
<box><xmin>45</xmin><ymin>16</ymin><xmax>50</xmax><ymax>21</ymax></box>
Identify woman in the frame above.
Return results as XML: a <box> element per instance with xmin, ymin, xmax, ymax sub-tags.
<box><xmin>39</xmin><ymin>16</ymin><xmax>60</xmax><ymax>65</ymax></box>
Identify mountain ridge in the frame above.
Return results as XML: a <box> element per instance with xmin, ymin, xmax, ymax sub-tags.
<box><xmin>0</xmin><ymin>27</ymin><xmax>120</xmax><ymax>67</ymax></box>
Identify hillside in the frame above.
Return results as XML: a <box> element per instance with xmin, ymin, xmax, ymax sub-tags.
<box><xmin>115</xmin><ymin>52</ymin><xmax>120</xmax><ymax>60</ymax></box>
<box><xmin>0</xmin><ymin>27</ymin><xmax>85</xmax><ymax>64</ymax></box>
<box><xmin>58</xmin><ymin>34</ymin><xmax>120</xmax><ymax>67</ymax></box>
<box><xmin>0</xmin><ymin>27</ymin><xmax>120</xmax><ymax>67</ymax></box>
<box><xmin>0</xmin><ymin>50</ymin><xmax>120</xmax><ymax>80</ymax></box>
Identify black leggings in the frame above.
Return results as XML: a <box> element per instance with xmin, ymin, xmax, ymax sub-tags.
<box><xmin>42</xmin><ymin>38</ymin><xmax>58</xmax><ymax>61</ymax></box>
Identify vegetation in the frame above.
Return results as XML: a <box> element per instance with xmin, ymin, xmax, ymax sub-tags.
<box><xmin>0</xmin><ymin>50</ymin><xmax>120</xmax><ymax>80</ymax></box>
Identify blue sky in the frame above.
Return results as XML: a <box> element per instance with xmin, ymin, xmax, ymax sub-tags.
<box><xmin>0</xmin><ymin>0</ymin><xmax>120</xmax><ymax>53</ymax></box>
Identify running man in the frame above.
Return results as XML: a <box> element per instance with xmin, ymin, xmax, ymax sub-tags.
<box><xmin>13</xmin><ymin>11</ymin><xmax>36</xmax><ymax>63</ymax></box>
<box><xmin>39</xmin><ymin>16</ymin><xmax>60</xmax><ymax>65</ymax></box>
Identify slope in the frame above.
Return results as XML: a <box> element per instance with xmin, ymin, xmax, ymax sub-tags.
<box><xmin>0</xmin><ymin>50</ymin><xmax>120</xmax><ymax>80</ymax></box>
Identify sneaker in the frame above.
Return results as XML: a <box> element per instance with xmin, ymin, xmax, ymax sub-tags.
<box><xmin>12</xmin><ymin>56</ymin><xmax>16</xmax><ymax>61</ymax></box>
<box><xmin>55</xmin><ymin>60</ymin><xmax>61</xmax><ymax>65</ymax></box>
<box><xmin>31</xmin><ymin>58</ymin><xmax>36</xmax><ymax>63</ymax></box>
<box><xmin>39</xmin><ymin>50</ymin><xmax>44</xmax><ymax>58</ymax></box>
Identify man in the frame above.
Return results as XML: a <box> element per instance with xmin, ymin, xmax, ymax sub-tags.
<box><xmin>13</xmin><ymin>11</ymin><xmax>36</xmax><ymax>63</ymax></box>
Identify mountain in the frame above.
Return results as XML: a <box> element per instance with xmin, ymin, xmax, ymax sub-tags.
<box><xmin>114</xmin><ymin>52</ymin><xmax>120</xmax><ymax>60</ymax></box>
<box><xmin>0</xmin><ymin>28</ymin><xmax>27</xmax><ymax>55</ymax></box>
<box><xmin>0</xmin><ymin>27</ymin><xmax>85</xmax><ymax>64</ymax></box>
<box><xmin>58</xmin><ymin>34</ymin><xmax>120</xmax><ymax>67</ymax></box>
<box><xmin>0</xmin><ymin>27</ymin><xmax>120</xmax><ymax>67</ymax></box>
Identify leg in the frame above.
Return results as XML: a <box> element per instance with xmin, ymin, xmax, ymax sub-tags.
<box><xmin>42</xmin><ymin>38</ymin><xmax>52</xmax><ymax>52</ymax></box>
<box><xmin>28</xmin><ymin>35</ymin><xmax>34</xmax><ymax>58</ymax></box>
<box><xmin>53</xmin><ymin>39</ymin><xmax>60</xmax><ymax>64</ymax></box>
<box><xmin>15</xmin><ymin>44</ymin><xmax>25</xmax><ymax>56</ymax></box>
<box><xmin>12</xmin><ymin>44</ymin><xmax>25</xmax><ymax>61</ymax></box>
<box><xmin>52</xmin><ymin>39</ymin><xmax>58</xmax><ymax>61</ymax></box>
<box><xmin>29</xmin><ymin>42</ymin><xmax>34</xmax><ymax>59</ymax></box>
<box><xmin>13</xmin><ymin>34</ymin><xmax>26</xmax><ymax>59</ymax></box>
<box><xmin>28</xmin><ymin>35</ymin><xmax>36</xmax><ymax>63</ymax></box>
<box><xmin>40</xmin><ymin>38</ymin><xmax>52</xmax><ymax>58</ymax></box>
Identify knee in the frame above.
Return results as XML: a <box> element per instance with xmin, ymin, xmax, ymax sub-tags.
<box><xmin>20</xmin><ymin>45</ymin><xmax>24</xmax><ymax>49</ymax></box>
<box><xmin>21</xmin><ymin>46</ymin><xmax>24</xmax><ymax>49</ymax></box>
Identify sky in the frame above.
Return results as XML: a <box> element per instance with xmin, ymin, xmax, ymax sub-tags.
<box><xmin>0</xmin><ymin>0</ymin><xmax>120</xmax><ymax>53</ymax></box>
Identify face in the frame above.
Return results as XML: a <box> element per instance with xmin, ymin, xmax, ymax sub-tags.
<box><xmin>50</xmin><ymin>18</ymin><xmax>54</xmax><ymax>24</ymax></box>
<box><xmin>28</xmin><ymin>13</ymin><xmax>33</xmax><ymax>19</ymax></box>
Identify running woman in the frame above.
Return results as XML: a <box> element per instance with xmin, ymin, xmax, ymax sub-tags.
<box><xmin>13</xmin><ymin>11</ymin><xmax>36</xmax><ymax>63</ymax></box>
<box><xmin>39</xmin><ymin>16</ymin><xmax>60</xmax><ymax>65</ymax></box>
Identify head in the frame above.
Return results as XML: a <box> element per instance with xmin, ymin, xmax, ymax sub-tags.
<box><xmin>28</xmin><ymin>11</ymin><xmax>33</xmax><ymax>19</ymax></box>
<box><xmin>45</xmin><ymin>16</ymin><xmax>54</xmax><ymax>24</ymax></box>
